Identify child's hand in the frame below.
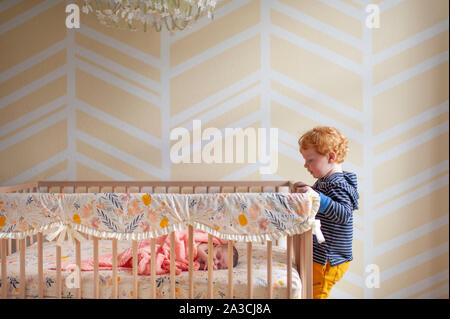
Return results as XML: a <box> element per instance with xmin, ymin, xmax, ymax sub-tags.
<box><xmin>293</xmin><ymin>182</ymin><xmax>310</xmax><ymax>193</ymax></box>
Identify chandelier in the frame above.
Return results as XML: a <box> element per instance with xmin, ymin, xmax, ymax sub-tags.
<box><xmin>80</xmin><ymin>0</ymin><xmax>218</xmax><ymax>32</ymax></box>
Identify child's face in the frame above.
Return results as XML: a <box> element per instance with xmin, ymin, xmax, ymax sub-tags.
<box><xmin>300</xmin><ymin>147</ymin><xmax>334</xmax><ymax>179</ymax></box>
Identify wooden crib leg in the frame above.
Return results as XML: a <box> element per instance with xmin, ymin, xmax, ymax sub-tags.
<box><xmin>132</xmin><ymin>240</ymin><xmax>138</xmax><ymax>299</ymax></box>
<box><xmin>19</xmin><ymin>238</ymin><xmax>26</xmax><ymax>299</ymax></box>
<box><xmin>188</xmin><ymin>226</ymin><xmax>194</xmax><ymax>299</ymax></box>
<box><xmin>1</xmin><ymin>239</ymin><xmax>7</xmax><ymax>298</ymax></box>
<box><xmin>37</xmin><ymin>233</ymin><xmax>43</xmax><ymax>298</ymax></box>
<box><xmin>228</xmin><ymin>240</ymin><xmax>234</xmax><ymax>299</ymax></box>
<box><xmin>170</xmin><ymin>232</ymin><xmax>176</xmax><ymax>299</ymax></box>
<box><xmin>150</xmin><ymin>238</ymin><xmax>156</xmax><ymax>299</ymax></box>
<box><xmin>112</xmin><ymin>239</ymin><xmax>118</xmax><ymax>299</ymax></box>
<box><xmin>267</xmin><ymin>240</ymin><xmax>272</xmax><ymax>299</ymax></box>
<box><xmin>208</xmin><ymin>234</ymin><xmax>213</xmax><ymax>299</ymax></box>
<box><xmin>247</xmin><ymin>242</ymin><xmax>253</xmax><ymax>299</ymax></box>
<box><xmin>287</xmin><ymin>236</ymin><xmax>292</xmax><ymax>299</ymax></box>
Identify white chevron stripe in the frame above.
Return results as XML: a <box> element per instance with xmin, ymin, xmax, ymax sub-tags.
<box><xmin>373</xmin><ymin>20</ymin><xmax>449</xmax><ymax>65</ymax></box>
<box><xmin>221</xmin><ymin>163</ymin><xmax>261</xmax><ymax>181</ymax></box>
<box><xmin>0</xmin><ymin>95</ymin><xmax>66</xmax><ymax>138</ymax></box>
<box><xmin>174</xmin><ymin>83</ymin><xmax>261</xmax><ymax>131</ymax></box>
<box><xmin>277</xmin><ymin>137</ymin><xmax>302</xmax><ymax>162</ymax></box>
<box><xmin>78</xmin><ymin>25</ymin><xmax>161</xmax><ymax>68</ymax></box>
<box><xmin>0</xmin><ymin>0</ymin><xmax>22</xmax><ymax>13</ymax></box>
<box><xmin>75</xmin><ymin>57</ymin><xmax>161</xmax><ymax>107</ymax></box>
<box><xmin>76</xmin><ymin>98</ymin><xmax>163</xmax><ymax>150</ymax></box>
<box><xmin>1</xmin><ymin>150</ymin><xmax>69</xmax><ymax>186</ymax></box>
<box><xmin>374</xmin><ymin>214</ymin><xmax>449</xmax><ymax>256</ymax></box>
<box><xmin>329</xmin><ymin>287</ymin><xmax>357</xmax><ymax>299</ymax></box>
<box><xmin>373</xmin><ymin>121</ymin><xmax>449</xmax><ymax>167</ymax></box>
<box><xmin>373</xmin><ymin>100</ymin><xmax>449</xmax><ymax>144</ymax></box>
<box><xmin>373</xmin><ymin>51</ymin><xmax>449</xmax><ymax>96</ymax></box>
<box><xmin>385</xmin><ymin>269</ymin><xmax>448</xmax><ymax>299</ymax></box>
<box><xmin>319</xmin><ymin>0</ymin><xmax>363</xmax><ymax>20</ymax></box>
<box><xmin>0</xmin><ymin>106</ymin><xmax>68</xmax><ymax>151</ymax></box>
<box><xmin>46</xmin><ymin>169</ymin><xmax>68</xmax><ymax>181</ymax></box>
<box><xmin>160</xmin><ymin>26</ymin><xmax>171</xmax><ymax>175</ymax></box>
<box><xmin>0</xmin><ymin>41</ymin><xmax>66</xmax><ymax>84</ymax></box>
<box><xmin>170</xmin><ymin>23</ymin><xmax>261</xmax><ymax>77</ymax></box>
<box><xmin>75</xmin><ymin>152</ymin><xmax>133</xmax><ymax>180</ymax></box>
<box><xmin>380</xmin><ymin>243</ymin><xmax>449</xmax><ymax>281</ymax></box>
<box><xmin>0</xmin><ymin>0</ymin><xmax>63</xmax><ymax>35</ymax></box>
<box><xmin>378</xmin><ymin>0</ymin><xmax>406</xmax><ymax>13</ymax></box>
<box><xmin>169</xmin><ymin>0</ymin><xmax>253</xmax><ymax>44</ymax></box>
<box><xmin>271</xmin><ymin>25</ymin><xmax>363</xmax><ymax>75</ymax></box>
<box><xmin>271</xmin><ymin>0</ymin><xmax>363</xmax><ymax>50</ymax></box>
<box><xmin>170</xmin><ymin>70</ymin><xmax>261</xmax><ymax>127</ymax></box>
<box><xmin>0</xmin><ymin>65</ymin><xmax>67</xmax><ymax>109</ymax></box>
<box><xmin>75</xmin><ymin>45</ymin><xmax>162</xmax><ymax>93</ymax></box>
<box><xmin>372</xmin><ymin>161</ymin><xmax>449</xmax><ymax>206</ymax></box>
<box><xmin>270</xmin><ymin>71</ymin><xmax>364</xmax><ymax>120</ymax></box>
<box><xmin>76</xmin><ymin>130</ymin><xmax>168</xmax><ymax>180</ymax></box>
<box><xmin>372</xmin><ymin>174</ymin><xmax>449</xmax><ymax>220</ymax></box>
<box><xmin>271</xmin><ymin>89</ymin><xmax>364</xmax><ymax>143</ymax></box>
<box><xmin>414</xmin><ymin>283</ymin><xmax>449</xmax><ymax>299</ymax></box>
<box><xmin>179</xmin><ymin>109</ymin><xmax>264</xmax><ymax>159</ymax></box>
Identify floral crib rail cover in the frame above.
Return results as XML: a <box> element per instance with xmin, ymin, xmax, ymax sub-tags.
<box><xmin>0</xmin><ymin>190</ymin><xmax>324</xmax><ymax>244</ymax></box>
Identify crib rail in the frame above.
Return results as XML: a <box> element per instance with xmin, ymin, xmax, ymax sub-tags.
<box><xmin>0</xmin><ymin>181</ymin><xmax>313</xmax><ymax>299</ymax></box>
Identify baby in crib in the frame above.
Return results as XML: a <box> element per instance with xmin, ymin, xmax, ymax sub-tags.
<box><xmin>196</xmin><ymin>243</ymin><xmax>239</xmax><ymax>270</ymax></box>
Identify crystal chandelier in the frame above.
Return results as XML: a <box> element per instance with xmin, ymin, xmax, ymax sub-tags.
<box><xmin>80</xmin><ymin>0</ymin><xmax>217</xmax><ymax>32</ymax></box>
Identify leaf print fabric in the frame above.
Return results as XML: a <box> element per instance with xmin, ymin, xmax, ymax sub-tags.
<box><xmin>0</xmin><ymin>190</ymin><xmax>320</xmax><ymax>243</ymax></box>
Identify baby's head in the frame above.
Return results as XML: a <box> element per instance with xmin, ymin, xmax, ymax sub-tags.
<box><xmin>199</xmin><ymin>244</ymin><xmax>239</xmax><ymax>270</ymax></box>
<box><xmin>298</xmin><ymin>126</ymin><xmax>348</xmax><ymax>179</ymax></box>
<box><xmin>216</xmin><ymin>244</ymin><xmax>239</xmax><ymax>269</ymax></box>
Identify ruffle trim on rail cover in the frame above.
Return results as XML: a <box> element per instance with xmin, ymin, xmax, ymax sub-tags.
<box><xmin>0</xmin><ymin>191</ymin><xmax>323</xmax><ymax>244</ymax></box>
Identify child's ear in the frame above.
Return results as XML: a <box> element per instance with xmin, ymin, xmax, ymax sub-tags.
<box><xmin>328</xmin><ymin>152</ymin><xmax>336</xmax><ymax>163</ymax></box>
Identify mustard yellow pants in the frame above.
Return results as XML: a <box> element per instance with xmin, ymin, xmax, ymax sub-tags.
<box><xmin>313</xmin><ymin>261</ymin><xmax>350</xmax><ymax>299</ymax></box>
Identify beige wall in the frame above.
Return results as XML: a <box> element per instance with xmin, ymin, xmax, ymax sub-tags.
<box><xmin>0</xmin><ymin>0</ymin><xmax>448</xmax><ymax>298</ymax></box>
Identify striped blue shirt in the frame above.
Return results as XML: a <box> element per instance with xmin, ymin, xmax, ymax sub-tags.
<box><xmin>312</xmin><ymin>171</ymin><xmax>359</xmax><ymax>266</ymax></box>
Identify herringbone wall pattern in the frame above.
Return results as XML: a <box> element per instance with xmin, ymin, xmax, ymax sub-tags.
<box><xmin>0</xmin><ymin>0</ymin><xmax>448</xmax><ymax>298</ymax></box>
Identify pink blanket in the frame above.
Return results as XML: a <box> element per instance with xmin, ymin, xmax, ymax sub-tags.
<box><xmin>56</xmin><ymin>230</ymin><xmax>225</xmax><ymax>275</ymax></box>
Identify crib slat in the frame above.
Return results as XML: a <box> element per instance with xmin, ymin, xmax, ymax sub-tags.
<box><xmin>19</xmin><ymin>238</ymin><xmax>26</xmax><ymax>298</ymax></box>
<box><xmin>188</xmin><ymin>225</ymin><xmax>194</xmax><ymax>299</ymax></box>
<box><xmin>37</xmin><ymin>233</ymin><xmax>43</xmax><ymax>298</ymax></box>
<box><xmin>75</xmin><ymin>239</ymin><xmax>81</xmax><ymax>299</ymax></box>
<box><xmin>267</xmin><ymin>240</ymin><xmax>272</xmax><ymax>299</ymax></box>
<box><xmin>208</xmin><ymin>234</ymin><xmax>213</xmax><ymax>299</ymax></box>
<box><xmin>150</xmin><ymin>238</ymin><xmax>156</xmax><ymax>299</ymax></box>
<box><xmin>56</xmin><ymin>244</ymin><xmax>61</xmax><ymax>299</ymax></box>
<box><xmin>287</xmin><ymin>236</ymin><xmax>292</xmax><ymax>299</ymax></box>
<box><xmin>112</xmin><ymin>239</ymin><xmax>118</xmax><ymax>299</ymax></box>
<box><xmin>247</xmin><ymin>242</ymin><xmax>253</xmax><ymax>299</ymax></box>
<box><xmin>1</xmin><ymin>239</ymin><xmax>7</xmax><ymax>298</ymax></box>
<box><xmin>170</xmin><ymin>231</ymin><xmax>176</xmax><ymax>299</ymax></box>
<box><xmin>228</xmin><ymin>240</ymin><xmax>234</xmax><ymax>299</ymax></box>
<box><xmin>93</xmin><ymin>236</ymin><xmax>99</xmax><ymax>299</ymax></box>
<box><xmin>132</xmin><ymin>240</ymin><xmax>138</xmax><ymax>299</ymax></box>
<box><xmin>8</xmin><ymin>239</ymin><xmax>11</xmax><ymax>256</ymax></box>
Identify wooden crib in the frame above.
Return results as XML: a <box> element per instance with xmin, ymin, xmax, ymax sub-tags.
<box><xmin>0</xmin><ymin>181</ymin><xmax>314</xmax><ymax>299</ymax></box>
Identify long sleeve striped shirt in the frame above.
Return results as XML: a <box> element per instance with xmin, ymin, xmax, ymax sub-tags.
<box><xmin>312</xmin><ymin>171</ymin><xmax>359</xmax><ymax>266</ymax></box>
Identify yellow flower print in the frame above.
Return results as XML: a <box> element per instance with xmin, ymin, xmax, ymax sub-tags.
<box><xmin>215</xmin><ymin>226</ymin><xmax>220</xmax><ymax>231</ymax></box>
<box><xmin>142</xmin><ymin>194</ymin><xmax>151</xmax><ymax>206</ymax></box>
<box><xmin>160</xmin><ymin>217</ymin><xmax>168</xmax><ymax>228</ymax></box>
<box><xmin>238</xmin><ymin>214</ymin><xmax>248</xmax><ymax>226</ymax></box>
<box><xmin>0</xmin><ymin>216</ymin><xmax>5</xmax><ymax>227</ymax></box>
<box><xmin>73</xmin><ymin>214</ymin><xmax>81</xmax><ymax>224</ymax></box>
<box><xmin>278</xmin><ymin>280</ymin><xmax>284</xmax><ymax>286</ymax></box>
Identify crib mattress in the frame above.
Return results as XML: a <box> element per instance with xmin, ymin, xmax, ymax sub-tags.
<box><xmin>2</xmin><ymin>240</ymin><xmax>301</xmax><ymax>299</ymax></box>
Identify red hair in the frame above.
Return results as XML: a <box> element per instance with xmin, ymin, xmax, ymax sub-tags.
<box><xmin>298</xmin><ymin>126</ymin><xmax>349</xmax><ymax>163</ymax></box>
